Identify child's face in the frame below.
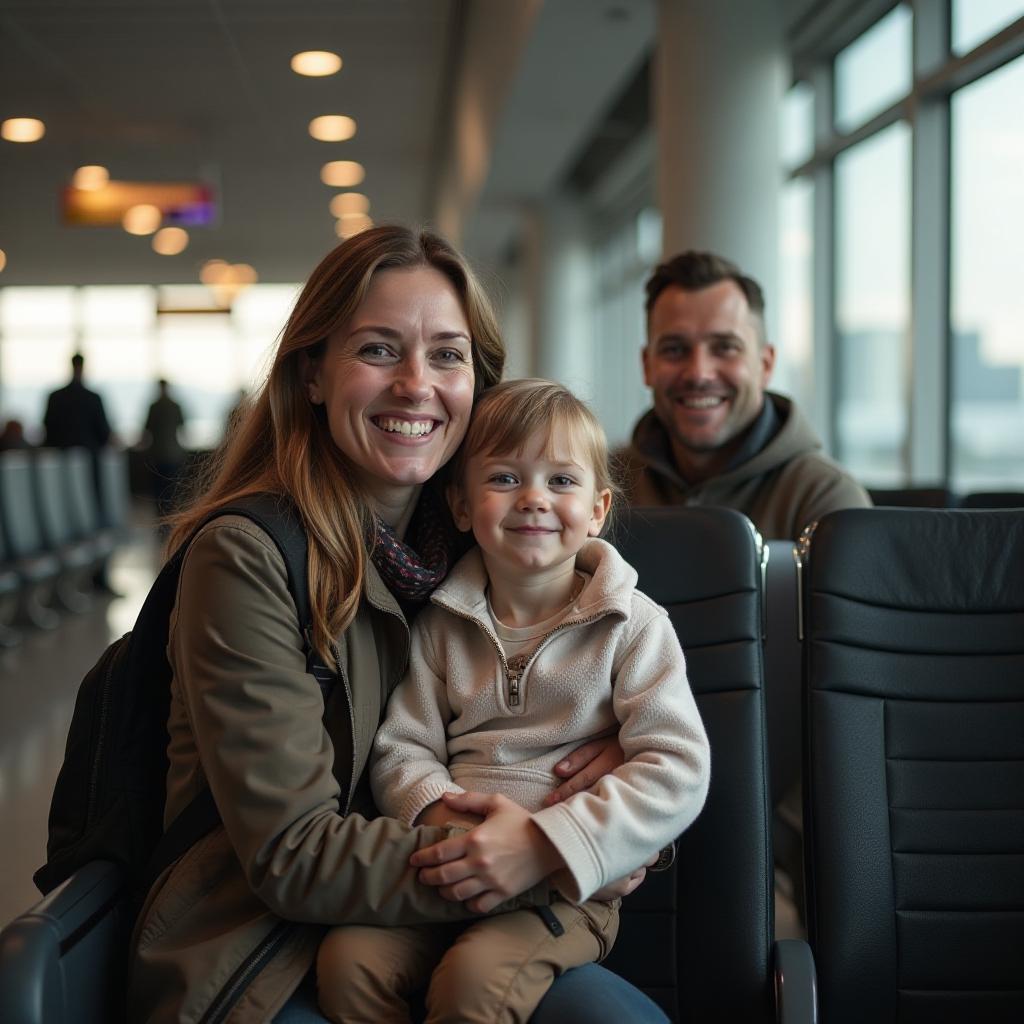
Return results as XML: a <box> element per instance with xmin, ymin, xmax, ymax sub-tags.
<box><xmin>449</xmin><ymin>427</ymin><xmax>612</xmax><ymax>578</ymax></box>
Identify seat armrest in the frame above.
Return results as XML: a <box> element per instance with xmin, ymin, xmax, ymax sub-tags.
<box><xmin>0</xmin><ymin>861</ymin><xmax>126</xmax><ymax>1024</ymax></box>
<box><xmin>773</xmin><ymin>938</ymin><xmax>817</xmax><ymax>1024</ymax></box>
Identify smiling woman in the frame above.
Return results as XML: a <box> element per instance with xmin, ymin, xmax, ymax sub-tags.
<box><xmin>127</xmin><ymin>226</ymin><xmax>668</xmax><ymax>1024</ymax></box>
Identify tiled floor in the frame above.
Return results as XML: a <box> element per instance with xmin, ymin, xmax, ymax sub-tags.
<box><xmin>0</xmin><ymin>514</ymin><xmax>804</xmax><ymax>940</ymax></box>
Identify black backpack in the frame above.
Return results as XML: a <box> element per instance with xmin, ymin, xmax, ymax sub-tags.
<box><xmin>34</xmin><ymin>494</ymin><xmax>333</xmax><ymax>897</ymax></box>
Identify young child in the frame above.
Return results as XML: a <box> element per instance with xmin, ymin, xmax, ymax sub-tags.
<box><xmin>316</xmin><ymin>379</ymin><xmax>711</xmax><ymax>1023</ymax></box>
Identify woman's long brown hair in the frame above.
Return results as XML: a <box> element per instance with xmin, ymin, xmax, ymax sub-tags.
<box><xmin>168</xmin><ymin>226</ymin><xmax>505</xmax><ymax>660</ymax></box>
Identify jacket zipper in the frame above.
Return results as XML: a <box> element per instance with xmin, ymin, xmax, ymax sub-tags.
<box><xmin>441</xmin><ymin>607</ymin><xmax>605</xmax><ymax>710</ymax></box>
<box><xmin>85</xmin><ymin>634</ymin><xmax>129</xmax><ymax>828</ymax></box>
<box><xmin>199</xmin><ymin>920</ymin><xmax>293</xmax><ymax>1024</ymax></box>
<box><xmin>328</xmin><ymin>638</ymin><xmax>358</xmax><ymax>814</ymax></box>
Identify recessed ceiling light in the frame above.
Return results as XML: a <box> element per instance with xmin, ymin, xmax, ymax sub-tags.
<box><xmin>329</xmin><ymin>192</ymin><xmax>370</xmax><ymax>218</ymax></box>
<box><xmin>309</xmin><ymin>115</ymin><xmax>356</xmax><ymax>142</ymax></box>
<box><xmin>321</xmin><ymin>160</ymin><xmax>364</xmax><ymax>187</ymax></box>
<box><xmin>152</xmin><ymin>227</ymin><xmax>189</xmax><ymax>255</ymax></box>
<box><xmin>336</xmin><ymin>213</ymin><xmax>373</xmax><ymax>238</ymax></box>
<box><xmin>72</xmin><ymin>165</ymin><xmax>110</xmax><ymax>191</ymax></box>
<box><xmin>1</xmin><ymin>117</ymin><xmax>45</xmax><ymax>143</ymax></box>
<box><xmin>200</xmin><ymin>259</ymin><xmax>229</xmax><ymax>284</ymax></box>
<box><xmin>122</xmin><ymin>204</ymin><xmax>162</xmax><ymax>235</ymax></box>
<box><xmin>291</xmin><ymin>51</ymin><xmax>342</xmax><ymax>77</ymax></box>
<box><xmin>0</xmin><ymin>249</ymin><xmax>6</xmax><ymax>273</ymax></box>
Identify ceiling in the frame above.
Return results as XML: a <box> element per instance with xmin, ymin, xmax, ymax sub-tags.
<box><xmin>0</xmin><ymin>0</ymin><xmax>655</xmax><ymax>287</ymax></box>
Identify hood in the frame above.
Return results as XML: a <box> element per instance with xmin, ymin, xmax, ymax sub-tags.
<box><xmin>629</xmin><ymin>392</ymin><xmax>824</xmax><ymax>494</ymax></box>
<box><xmin>430</xmin><ymin>538</ymin><xmax>638</xmax><ymax>628</ymax></box>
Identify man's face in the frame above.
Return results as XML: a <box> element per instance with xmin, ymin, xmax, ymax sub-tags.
<box><xmin>642</xmin><ymin>280</ymin><xmax>775</xmax><ymax>472</ymax></box>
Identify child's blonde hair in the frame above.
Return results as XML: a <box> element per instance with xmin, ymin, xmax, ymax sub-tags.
<box><xmin>451</xmin><ymin>378</ymin><xmax>618</xmax><ymax>515</ymax></box>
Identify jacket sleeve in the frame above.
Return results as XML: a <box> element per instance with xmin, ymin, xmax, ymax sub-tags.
<box><xmin>168</xmin><ymin>519</ymin><xmax>539</xmax><ymax>925</ymax></box>
<box><xmin>531</xmin><ymin>606</ymin><xmax>711</xmax><ymax>902</ymax></box>
<box><xmin>370</xmin><ymin>614</ymin><xmax>466</xmax><ymax>825</ymax></box>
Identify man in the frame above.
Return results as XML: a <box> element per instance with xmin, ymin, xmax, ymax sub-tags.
<box><xmin>143</xmin><ymin>378</ymin><xmax>186</xmax><ymax>518</ymax></box>
<box><xmin>43</xmin><ymin>352</ymin><xmax>111</xmax><ymax>452</ymax></box>
<box><xmin>620</xmin><ymin>251</ymin><xmax>870</xmax><ymax>540</ymax></box>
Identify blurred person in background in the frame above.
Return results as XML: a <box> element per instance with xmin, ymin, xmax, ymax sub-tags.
<box><xmin>142</xmin><ymin>378</ymin><xmax>187</xmax><ymax>519</ymax></box>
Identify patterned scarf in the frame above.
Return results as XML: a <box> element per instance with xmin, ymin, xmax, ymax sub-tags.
<box><xmin>367</xmin><ymin>485</ymin><xmax>454</xmax><ymax>601</ymax></box>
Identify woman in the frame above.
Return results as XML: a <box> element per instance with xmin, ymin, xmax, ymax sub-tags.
<box><xmin>127</xmin><ymin>226</ymin><xmax>667</xmax><ymax>1023</ymax></box>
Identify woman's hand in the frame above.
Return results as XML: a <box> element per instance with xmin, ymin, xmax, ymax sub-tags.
<box><xmin>410</xmin><ymin>792</ymin><xmax>564</xmax><ymax>913</ymax></box>
<box><xmin>414</xmin><ymin>797</ymin><xmax>484</xmax><ymax>832</ymax></box>
<box><xmin>543</xmin><ymin>736</ymin><xmax>625</xmax><ymax>806</ymax></box>
<box><xmin>590</xmin><ymin>851</ymin><xmax>658</xmax><ymax>901</ymax></box>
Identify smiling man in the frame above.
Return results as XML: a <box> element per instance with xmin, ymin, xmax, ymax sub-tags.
<box><xmin>620</xmin><ymin>251</ymin><xmax>870</xmax><ymax>540</ymax></box>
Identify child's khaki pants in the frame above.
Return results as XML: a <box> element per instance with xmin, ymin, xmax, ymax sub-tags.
<box><xmin>316</xmin><ymin>897</ymin><xmax>619</xmax><ymax>1024</ymax></box>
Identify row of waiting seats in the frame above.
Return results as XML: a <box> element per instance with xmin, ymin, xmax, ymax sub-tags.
<box><xmin>869</xmin><ymin>487</ymin><xmax>1024</xmax><ymax>509</ymax></box>
<box><xmin>1</xmin><ymin>504</ymin><xmax>1022</xmax><ymax>1023</ymax></box>
<box><xmin>0</xmin><ymin>447</ymin><xmax>132</xmax><ymax>645</ymax></box>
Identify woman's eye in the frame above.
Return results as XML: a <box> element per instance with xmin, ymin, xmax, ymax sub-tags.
<box><xmin>359</xmin><ymin>343</ymin><xmax>394</xmax><ymax>360</ymax></box>
<box><xmin>433</xmin><ymin>348</ymin><xmax>468</xmax><ymax>364</ymax></box>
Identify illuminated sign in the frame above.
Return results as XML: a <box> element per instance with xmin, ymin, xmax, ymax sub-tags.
<box><xmin>62</xmin><ymin>181</ymin><xmax>215</xmax><ymax>227</ymax></box>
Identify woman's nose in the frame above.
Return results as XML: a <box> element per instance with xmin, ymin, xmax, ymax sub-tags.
<box><xmin>392</xmin><ymin>355</ymin><xmax>432</xmax><ymax>403</ymax></box>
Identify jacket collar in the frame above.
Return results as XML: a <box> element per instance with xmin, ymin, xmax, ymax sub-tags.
<box><xmin>429</xmin><ymin>538</ymin><xmax>637</xmax><ymax>630</ymax></box>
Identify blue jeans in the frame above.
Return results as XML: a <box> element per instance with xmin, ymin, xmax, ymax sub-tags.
<box><xmin>273</xmin><ymin>962</ymin><xmax>670</xmax><ymax>1023</ymax></box>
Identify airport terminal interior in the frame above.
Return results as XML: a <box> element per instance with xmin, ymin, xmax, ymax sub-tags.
<box><xmin>1</xmin><ymin>0</ymin><xmax>1023</xmax><ymax>1020</ymax></box>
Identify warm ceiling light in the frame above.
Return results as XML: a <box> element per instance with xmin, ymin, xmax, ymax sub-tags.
<box><xmin>291</xmin><ymin>50</ymin><xmax>342</xmax><ymax>76</ymax></box>
<box><xmin>200</xmin><ymin>258</ymin><xmax>229</xmax><ymax>284</ymax></box>
<box><xmin>71</xmin><ymin>165</ymin><xmax>110</xmax><ymax>191</ymax></box>
<box><xmin>329</xmin><ymin>192</ymin><xmax>370</xmax><ymax>218</ymax></box>
<box><xmin>2</xmin><ymin>117</ymin><xmax>45</xmax><ymax>143</ymax></box>
<box><xmin>335</xmin><ymin>213</ymin><xmax>373</xmax><ymax>238</ymax></box>
<box><xmin>309</xmin><ymin>115</ymin><xmax>356</xmax><ymax>142</ymax></box>
<box><xmin>0</xmin><ymin>249</ymin><xmax>6</xmax><ymax>273</ymax></box>
<box><xmin>152</xmin><ymin>227</ymin><xmax>189</xmax><ymax>255</ymax></box>
<box><xmin>122</xmin><ymin>204</ymin><xmax>162</xmax><ymax>235</ymax></box>
<box><xmin>321</xmin><ymin>160</ymin><xmax>364</xmax><ymax>187</ymax></box>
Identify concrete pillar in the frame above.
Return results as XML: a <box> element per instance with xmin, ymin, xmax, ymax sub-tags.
<box><xmin>654</xmin><ymin>0</ymin><xmax>786</xmax><ymax>339</ymax></box>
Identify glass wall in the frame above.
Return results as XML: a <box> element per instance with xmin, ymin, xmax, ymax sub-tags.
<box><xmin>0</xmin><ymin>283</ymin><xmax>298</xmax><ymax>449</ymax></box>
<box><xmin>950</xmin><ymin>54</ymin><xmax>1024</xmax><ymax>487</ymax></box>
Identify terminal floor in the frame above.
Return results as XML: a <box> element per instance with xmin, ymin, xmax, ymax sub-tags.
<box><xmin>0</xmin><ymin>510</ymin><xmax>803</xmax><ymax>939</ymax></box>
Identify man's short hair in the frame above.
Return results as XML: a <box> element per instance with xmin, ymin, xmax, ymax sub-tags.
<box><xmin>71</xmin><ymin>352</ymin><xmax>84</xmax><ymax>370</ymax></box>
<box><xmin>644</xmin><ymin>251</ymin><xmax>766</xmax><ymax>328</ymax></box>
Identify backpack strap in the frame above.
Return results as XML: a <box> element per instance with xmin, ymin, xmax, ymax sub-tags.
<box><xmin>144</xmin><ymin>494</ymin><xmax>336</xmax><ymax>891</ymax></box>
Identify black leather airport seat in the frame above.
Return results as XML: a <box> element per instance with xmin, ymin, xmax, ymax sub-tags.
<box><xmin>609</xmin><ymin>507</ymin><xmax>815</xmax><ymax>1024</ymax></box>
<box><xmin>802</xmin><ymin>507</ymin><xmax>1024</xmax><ymax>1024</ymax></box>
<box><xmin>0</xmin><ymin>861</ymin><xmax>127</xmax><ymax>1024</ymax></box>
<box><xmin>961</xmin><ymin>490</ymin><xmax>1024</xmax><ymax>509</ymax></box>
<box><xmin>0</xmin><ymin>451</ymin><xmax>61</xmax><ymax>628</ymax></box>
<box><xmin>867</xmin><ymin>486</ymin><xmax>958</xmax><ymax>508</ymax></box>
<box><xmin>0</xmin><ymin>525</ymin><xmax>24</xmax><ymax>646</ymax></box>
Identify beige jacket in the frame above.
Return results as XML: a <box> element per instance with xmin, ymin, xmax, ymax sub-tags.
<box><xmin>619</xmin><ymin>393</ymin><xmax>872</xmax><ymax>541</ymax></box>
<box><xmin>371</xmin><ymin>539</ymin><xmax>711</xmax><ymax>903</ymax></box>
<box><xmin>126</xmin><ymin>516</ymin><xmax>535</xmax><ymax>1024</ymax></box>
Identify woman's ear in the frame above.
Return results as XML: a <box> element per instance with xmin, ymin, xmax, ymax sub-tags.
<box><xmin>299</xmin><ymin>349</ymin><xmax>324</xmax><ymax>405</ymax></box>
<box><xmin>446</xmin><ymin>483</ymin><xmax>473</xmax><ymax>533</ymax></box>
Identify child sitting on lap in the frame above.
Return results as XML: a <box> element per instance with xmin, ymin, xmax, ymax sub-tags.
<box><xmin>316</xmin><ymin>378</ymin><xmax>711</xmax><ymax>1024</ymax></box>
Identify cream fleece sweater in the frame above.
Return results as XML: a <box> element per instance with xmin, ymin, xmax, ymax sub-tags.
<box><xmin>371</xmin><ymin>539</ymin><xmax>711</xmax><ymax>902</ymax></box>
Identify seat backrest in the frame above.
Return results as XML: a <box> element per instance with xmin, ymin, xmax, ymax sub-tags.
<box><xmin>32</xmin><ymin>449</ymin><xmax>78</xmax><ymax>548</ymax></box>
<box><xmin>0</xmin><ymin>861</ymin><xmax>127</xmax><ymax>1024</ymax></box>
<box><xmin>0</xmin><ymin>451</ymin><xmax>49</xmax><ymax>559</ymax></box>
<box><xmin>867</xmin><ymin>486</ymin><xmax>957</xmax><ymax>508</ymax></box>
<box><xmin>64</xmin><ymin>448</ymin><xmax>103</xmax><ymax>537</ymax></box>
<box><xmin>97</xmin><ymin>448</ymin><xmax>131</xmax><ymax>532</ymax></box>
<box><xmin>606</xmin><ymin>506</ymin><xmax>773</xmax><ymax>1023</ymax></box>
<box><xmin>961</xmin><ymin>490</ymin><xmax>1024</xmax><ymax>509</ymax></box>
<box><xmin>802</xmin><ymin>507</ymin><xmax>1024</xmax><ymax>1024</ymax></box>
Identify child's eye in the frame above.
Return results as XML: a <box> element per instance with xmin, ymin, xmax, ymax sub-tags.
<box><xmin>489</xmin><ymin>472</ymin><xmax>518</xmax><ymax>486</ymax></box>
<box><xmin>550</xmin><ymin>474</ymin><xmax>577</xmax><ymax>487</ymax></box>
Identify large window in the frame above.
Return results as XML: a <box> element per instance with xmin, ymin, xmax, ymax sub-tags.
<box><xmin>950</xmin><ymin>54</ymin><xmax>1024</xmax><ymax>488</ymax></box>
<box><xmin>835</xmin><ymin>123</ymin><xmax>911</xmax><ymax>484</ymax></box>
<box><xmin>784</xmin><ymin>3</ymin><xmax>1024</xmax><ymax>491</ymax></box>
<box><xmin>0</xmin><ymin>284</ymin><xmax>298</xmax><ymax>449</ymax></box>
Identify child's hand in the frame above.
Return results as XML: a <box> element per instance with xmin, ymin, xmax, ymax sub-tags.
<box><xmin>544</xmin><ymin>735</ymin><xmax>625</xmax><ymax>805</ymax></box>
<box><xmin>410</xmin><ymin>792</ymin><xmax>564</xmax><ymax>913</ymax></box>
<box><xmin>414</xmin><ymin>797</ymin><xmax>484</xmax><ymax>831</ymax></box>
